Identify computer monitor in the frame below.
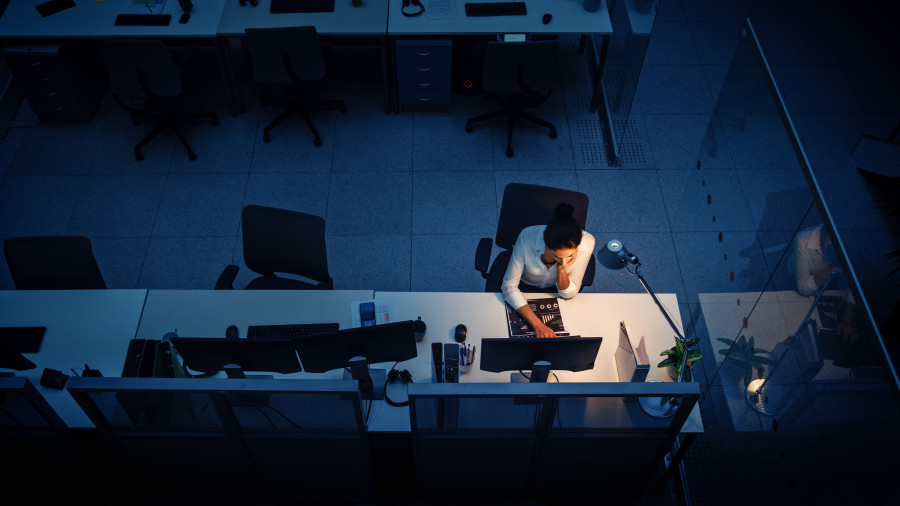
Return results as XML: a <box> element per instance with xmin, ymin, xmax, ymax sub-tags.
<box><xmin>480</xmin><ymin>337</ymin><xmax>603</xmax><ymax>382</ymax></box>
<box><xmin>293</xmin><ymin>320</ymin><xmax>418</xmax><ymax>400</ymax></box>
<box><xmin>170</xmin><ymin>337</ymin><xmax>302</xmax><ymax>376</ymax></box>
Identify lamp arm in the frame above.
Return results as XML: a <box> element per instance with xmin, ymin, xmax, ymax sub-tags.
<box><xmin>635</xmin><ymin>271</ymin><xmax>686</xmax><ymax>343</ymax></box>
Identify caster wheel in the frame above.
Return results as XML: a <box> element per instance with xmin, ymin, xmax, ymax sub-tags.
<box><xmin>212</xmin><ymin>116</ymin><xmax>220</xmax><ymax>126</ymax></box>
<box><xmin>263</xmin><ymin>133</ymin><xmax>271</xmax><ymax>143</ymax></box>
<box><xmin>134</xmin><ymin>151</ymin><xmax>144</xmax><ymax>162</ymax></box>
<box><xmin>465</xmin><ymin>122</ymin><xmax>473</xmax><ymax>133</ymax></box>
<box><xmin>314</xmin><ymin>138</ymin><xmax>323</xmax><ymax>147</ymax></box>
<box><xmin>549</xmin><ymin>129</ymin><xmax>557</xmax><ymax>139</ymax></box>
<box><xmin>340</xmin><ymin>106</ymin><xmax>348</xmax><ymax>113</ymax></box>
<box><xmin>506</xmin><ymin>147</ymin><xmax>514</xmax><ymax>158</ymax></box>
<box><xmin>188</xmin><ymin>151</ymin><xmax>197</xmax><ymax>161</ymax></box>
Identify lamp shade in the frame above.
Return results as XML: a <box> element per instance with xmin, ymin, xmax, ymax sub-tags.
<box><xmin>597</xmin><ymin>239</ymin><xmax>629</xmax><ymax>270</ymax></box>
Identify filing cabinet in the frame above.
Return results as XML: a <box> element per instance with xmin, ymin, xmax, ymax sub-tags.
<box><xmin>3</xmin><ymin>43</ymin><xmax>105</xmax><ymax>122</ymax></box>
<box><xmin>395</xmin><ymin>39</ymin><xmax>451</xmax><ymax>112</ymax></box>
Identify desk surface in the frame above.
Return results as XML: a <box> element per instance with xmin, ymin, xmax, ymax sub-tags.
<box><xmin>218</xmin><ymin>0</ymin><xmax>390</xmax><ymax>36</ymax></box>
<box><xmin>388</xmin><ymin>0</ymin><xmax>611</xmax><ymax>36</ymax></box>
<box><xmin>0</xmin><ymin>0</ymin><xmax>225</xmax><ymax>38</ymax></box>
<box><xmin>0</xmin><ymin>290</ymin><xmax>147</xmax><ymax>428</ymax></box>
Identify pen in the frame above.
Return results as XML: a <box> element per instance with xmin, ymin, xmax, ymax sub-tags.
<box><xmin>471</xmin><ymin>346</ymin><xmax>476</xmax><ymax>364</ymax></box>
<box><xmin>460</xmin><ymin>345</ymin><xmax>465</xmax><ymax>366</ymax></box>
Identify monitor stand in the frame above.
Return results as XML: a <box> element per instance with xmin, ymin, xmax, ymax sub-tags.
<box><xmin>510</xmin><ymin>361</ymin><xmax>551</xmax><ymax>383</ymax></box>
<box><xmin>345</xmin><ymin>356</ymin><xmax>385</xmax><ymax>400</ymax></box>
<box><xmin>223</xmin><ymin>364</ymin><xmax>273</xmax><ymax>380</ymax></box>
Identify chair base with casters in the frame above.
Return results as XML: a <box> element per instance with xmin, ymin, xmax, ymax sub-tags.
<box><xmin>118</xmin><ymin>96</ymin><xmax>220</xmax><ymax>161</ymax></box>
<box><xmin>259</xmin><ymin>89</ymin><xmax>346</xmax><ymax>147</ymax></box>
<box><xmin>465</xmin><ymin>92</ymin><xmax>557</xmax><ymax>158</ymax></box>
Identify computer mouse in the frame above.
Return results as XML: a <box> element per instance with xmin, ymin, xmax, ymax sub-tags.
<box><xmin>542</xmin><ymin>13</ymin><xmax>552</xmax><ymax>24</ymax></box>
<box><xmin>454</xmin><ymin>324</ymin><xmax>467</xmax><ymax>343</ymax></box>
<box><xmin>226</xmin><ymin>325</ymin><xmax>239</xmax><ymax>340</ymax></box>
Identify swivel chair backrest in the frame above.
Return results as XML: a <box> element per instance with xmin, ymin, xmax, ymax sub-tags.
<box><xmin>4</xmin><ymin>236</ymin><xmax>107</xmax><ymax>290</ymax></box>
<box><xmin>244</xmin><ymin>26</ymin><xmax>326</xmax><ymax>85</ymax></box>
<box><xmin>241</xmin><ymin>205</ymin><xmax>333</xmax><ymax>288</ymax></box>
<box><xmin>94</xmin><ymin>38</ymin><xmax>182</xmax><ymax>99</ymax></box>
<box><xmin>495</xmin><ymin>183</ymin><xmax>589</xmax><ymax>251</ymax></box>
<box><xmin>482</xmin><ymin>40</ymin><xmax>558</xmax><ymax>95</ymax></box>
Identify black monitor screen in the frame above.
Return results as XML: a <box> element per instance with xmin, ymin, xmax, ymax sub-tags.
<box><xmin>294</xmin><ymin>320</ymin><xmax>418</xmax><ymax>373</ymax></box>
<box><xmin>171</xmin><ymin>337</ymin><xmax>302</xmax><ymax>374</ymax></box>
<box><xmin>480</xmin><ymin>337</ymin><xmax>603</xmax><ymax>373</ymax></box>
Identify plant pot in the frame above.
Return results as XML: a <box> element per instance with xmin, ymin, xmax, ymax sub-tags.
<box><xmin>666</xmin><ymin>365</ymin><xmax>678</xmax><ymax>380</ymax></box>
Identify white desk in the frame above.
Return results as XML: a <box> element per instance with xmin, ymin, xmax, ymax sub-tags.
<box><xmin>370</xmin><ymin>291</ymin><xmax>703</xmax><ymax>432</ymax></box>
<box><xmin>135</xmin><ymin>289</ymin><xmax>374</xmax><ymax>340</ymax></box>
<box><xmin>0</xmin><ymin>0</ymin><xmax>226</xmax><ymax>38</ymax></box>
<box><xmin>388</xmin><ymin>0</ymin><xmax>612</xmax><ymax>35</ymax></box>
<box><xmin>0</xmin><ymin>290</ymin><xmax>147</xmax><ymax>428</ymax></box>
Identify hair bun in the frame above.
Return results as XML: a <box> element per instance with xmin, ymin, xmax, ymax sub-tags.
<box><xmin>553</xmin><ymin>202</ymin><xmax>575</xmax><ymax>219</ymax></box>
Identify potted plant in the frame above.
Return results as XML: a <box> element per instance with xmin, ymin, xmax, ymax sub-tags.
<box><xmin>658</xmin><ymin>337</ymin><xmax>704</xmax><ymax>382</ymax></box>
<box><xmin>717</xmin><ymin>335</ymin><xmax>773</xmax><ymax>383</ymax></box>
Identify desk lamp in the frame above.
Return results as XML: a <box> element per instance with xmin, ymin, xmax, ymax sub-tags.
<box><xmin>745</xmin><ymin>269</ymin><xmax>835</xmax><ymax>416</ymax></box>
<box><xmin>597</xmin><ymin>239</ymin><xmax>695</xmax><ymax>418</ymax></box>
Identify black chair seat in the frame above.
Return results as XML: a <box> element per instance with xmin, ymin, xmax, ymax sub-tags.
<box><xmin>244</xmin><ymin>275</ymin><xmax>327</xmax><ymax>290</ymax></box>
<box><xmin>4</xmin><ymin>236</ymin><xmax>106</xmax><ymax>290</ymax></box>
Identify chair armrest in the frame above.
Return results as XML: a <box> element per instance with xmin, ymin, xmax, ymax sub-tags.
<box><xmin>215</xmin><ymin>265</ymin><xmax>240</xmax><ymax>290</ymax></box>
<box><xmin>475</xmin><ymin>238</ymin><xmax>493</xmax><ymax>278</ymax></box>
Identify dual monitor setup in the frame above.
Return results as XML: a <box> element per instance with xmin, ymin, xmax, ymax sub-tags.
<box><xmin>170</xmin><ymin>321</ymin><xmax>603</xmax><ymax>398</ymax></box>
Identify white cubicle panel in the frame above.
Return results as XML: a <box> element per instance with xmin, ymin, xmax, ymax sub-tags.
<box><xmin>218</xmin><ymin>0</ymin><xmax>390</xmax><ymax>35</ymax></box>
<box><xmin>136</xmin><ymin>289</ymin><xmax>374</xmax><ymax>341</ymax></box>
<box><xmin>0</xmin><ymin>289</ymin><xmax>147</xmax><ymax>428</ymax></box>
<box><xmin>0</xmin><ymin>0</ymin><xmax>226</xmax><ymax>38</ymax></box>
<box><xmin>388</xmin><ymin>0</ymin><xmax>612</xmax><ymax>36</ymax></box>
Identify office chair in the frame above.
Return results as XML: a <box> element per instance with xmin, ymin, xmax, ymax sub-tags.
<box><xmin>94</xmin><ymin>38</ymin><xmax>220</xmax><ymax>161</ymax></box>
<box><xmin>4</xmin><ymin>236</ymin><xmax>107</xmax><ymax>289</ymax></box>
<box><xmin>244</xmin><ymin>26</ymin><xmax>347</xmax><ymax>147</ymax></box>
<box><xmin>465</xmin><ymin>40</ymin><xmax>559</xmax><ymax>158</ymax></box>
<box><xmin>475</xmin><ymin>183</ymin><xmax>595</xmax><ymax>293</ymax></box>
<box><xmin>215</xmin><ymin>205</ymin><xmax>334</xmax><ymax>290</ymax></box>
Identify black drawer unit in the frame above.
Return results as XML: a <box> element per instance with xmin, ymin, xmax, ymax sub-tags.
<box><xmin>3</xmin><ymin>43</ymin><xmax>106</xmax><ymax>122</ymax></box>
<box><xmin>395</xmin><ymin>39</ymin><xmax>451</xmax><ymax>112</ymax></box>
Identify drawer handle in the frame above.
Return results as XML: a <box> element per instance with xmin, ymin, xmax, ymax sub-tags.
<box><xmin>27</xmin><ymin>60</ymin><xmax>42</xmax><ymax>67</ymax></box>
<box><xmin>43</xmin><ymin>92</ymin><xmax>58</xmax><ymax>97</ymax></box>
<box><xmin>415</xmin><ymin>51</ymin><xmax>432</xmax><ymax>56</ymax></box>
<box><xmin>416</xmin><ymin>97</ymin><xmax>433</xmax><ymax>102</ymax></box>
<box><xmin>37</xmin><ymin>77</ymin><xmax>50</xmax><ymax>82</ymax></box>
<box><xmin>416</xmin><ymin>67</ymin><xmax>432</xmax><ymax>72</ymax></box>
<box><xmin>416</xmin><ymin>82</ymin><xmax>432</xmax><ymax>88</ymax></box>
<box><xmin>50</xmin><ymin>106</ymin><xmax>64</xmax><ymax>111</ymax></box>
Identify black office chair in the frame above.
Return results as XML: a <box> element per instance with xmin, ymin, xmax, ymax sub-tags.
<box><xmin>94</xmin><ymin>38</ymin><xmax>220</xmax><ymax>161</ymax></box>
<box><xmin>215</xmin><ymin>205</ymin><xmax>334</xmax><ymax>290</ymax></box>
<box><xmin>244</xmin><ymin>26</ymin><xmax>347</xmax><ymax>147</ymax></box>
<box><xmin>465</xmin><ymin>40</ymin><xmax>559</xmax><ymax>158</ymax></box>
<box><xmin>475</xmin><ymin>183</ymin><xmax>595</xmax><ymax>293</ymax></box>
<box><xmin>4</xmin><ymin>236</ymin><xmax>107</xmax><ymax>289</ymax></box>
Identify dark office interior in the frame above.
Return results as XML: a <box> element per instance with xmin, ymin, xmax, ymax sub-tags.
<box><xmin>1</xmin><ymin>0</ymin><xmax>900</xmax><ymax>504</ymax></box>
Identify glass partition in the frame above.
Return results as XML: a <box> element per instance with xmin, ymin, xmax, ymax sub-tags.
<box><xmin>593</xmin><ymin>0</ymin><xmax>658</xmax><ymax>165</ymax></box>
<box><xmin>671</xmin><ymin>19</ymin><xmax>900</xmax><ymax>502</ymax></box>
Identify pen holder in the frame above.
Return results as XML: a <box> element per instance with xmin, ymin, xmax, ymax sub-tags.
<box><xmin>459</xmin><ymin>363</ymin><xmax>472</xmax><ymax>375</ymax></box>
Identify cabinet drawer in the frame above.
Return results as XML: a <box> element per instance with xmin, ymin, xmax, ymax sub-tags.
<box><xmin>397</xmin><ymin>77</ymin><xmax>450</xmax><ymax>92</ymax></box>
<box><xmin>396</xmin><ymin>60</ymin><xmax>450</xmax><ymax>78</ymax></box>
<box><xmin>28</xmin><ymin>98</ymin><xmax>88</xmax><ymax>121</ymax></box>
<box><xmin>395</xmin><ymin>41</ymin><xmax>451</xmax><ymax>63</ymax></box>
<box><xmin>398</xmin><ymin>90</ymin><xmax>451</xmax><ymax>107</ymax></box>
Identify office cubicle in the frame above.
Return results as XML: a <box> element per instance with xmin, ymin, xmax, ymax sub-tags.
<box><xmin>67</xmin><ymin>377</ymin><xmax>372</xmax><ymax>502</ymax></box>
<box><xmin>408</xmin><ymin>381</ymin><xmax>700</xmax><ymax>500</ymax></box>
<box><xmin>666</xmin><ymin>18</ymin><xmax>900</xmax><ymax>502</ymax></box>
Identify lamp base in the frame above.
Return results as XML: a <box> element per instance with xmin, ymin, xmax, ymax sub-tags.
<box><xmin>639</xmin><ymin>381</ymin><xmax>679</xmax><ymax>418</ymax></box>
<box><xmin>745</xmin><ymin>378</ymin><xmax>784</xmax><ymax>416</ymax></box>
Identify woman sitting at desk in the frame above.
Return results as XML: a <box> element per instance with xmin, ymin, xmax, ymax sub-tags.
<box><xmin>502</xmin><ymin>203</ymin><xmax>595</xmax><ymax>338</ymax></box>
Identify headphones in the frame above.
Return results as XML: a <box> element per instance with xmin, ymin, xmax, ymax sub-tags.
<box><xmin>384</xmin><ymin>368</ymin><xmax>413</xmax><ymax>407</ymax></box>
<box><xmin>401</xmin><ymin>0</ymin><xmax>425</xmax><ymax>17</ymax></box>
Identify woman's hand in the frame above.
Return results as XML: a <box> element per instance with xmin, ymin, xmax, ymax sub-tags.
<box><xmin>533</xmin><ymin>322</ymin><xmax>556</xmax><ymax>338</ymax></box>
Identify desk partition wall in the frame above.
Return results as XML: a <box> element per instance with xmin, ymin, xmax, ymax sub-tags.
<box><xmin>408</xmin><ymin>382</ymin><xmax>700</xmax><ymax>500</ymax></box>
<box><xmin>67</xmin><ymin>377</ymin><xmax>372</xmax><ymax>502</ymax></box>
<box><xmin>668</xmin><ymin>19</ymin><xmax>900</xmax><ymax>501</ymax></box>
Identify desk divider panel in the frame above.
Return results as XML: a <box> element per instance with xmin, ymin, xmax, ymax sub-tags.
<box><xmin>409</xmin><ymin>381</ymin><xmax>700</xmax><ymax>500</ymax></box>
<box><xmin>66</xmin><ymin>377</ymin><xmax>370</xmax><ymax>502</ymax></box>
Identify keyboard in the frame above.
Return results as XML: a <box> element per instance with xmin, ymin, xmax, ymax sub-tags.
<box><xmin>247</xmin><ymin>322</ymin><xmax>339</xmax><ymax>340</ymax></box>
<box><xmin>465</xmin><ymin>2</ymin><xmax>527</xmax><ymax>16</ymax></box>
<box><xmin>0</xmin><ymin>326</ymin><xmax>47</xmax><ymax>353</ymax></box>
<box><xmin>270</xmin><ymin>0</ymin><xmax>335</xmax><ymax>13</ymax></box>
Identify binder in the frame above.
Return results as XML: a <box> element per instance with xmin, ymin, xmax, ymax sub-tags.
<box><xmin>615</xmin><ymin>321</ymin><xmax>649</xmax><ymax>383</ymax></box>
